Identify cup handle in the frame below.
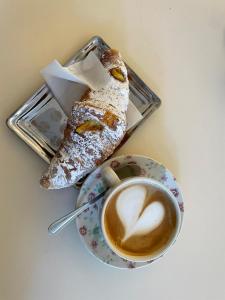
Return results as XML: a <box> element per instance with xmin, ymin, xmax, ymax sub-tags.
<box><xmin>101</xmin><ymin>166</ymin><xmax>121</xmax><ymax>187</ymax></box>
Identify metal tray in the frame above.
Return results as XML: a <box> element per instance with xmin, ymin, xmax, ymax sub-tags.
<box><xmin>7</xmin><ymin>36</ymin><xmax>161</xmax><ymax>164</ymax></box>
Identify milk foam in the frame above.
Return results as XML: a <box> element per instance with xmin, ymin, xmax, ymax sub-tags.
<box><xmin>116</xmin><ymin>185</ymin><xmax>165</xmax><ymax>242</ymax></box>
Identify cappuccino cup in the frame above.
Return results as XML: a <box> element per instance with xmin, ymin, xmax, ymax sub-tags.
<box><xmin>101</xmin><ymin>167</ymin><xmax>181</xmax><ymax>262</ymax></box>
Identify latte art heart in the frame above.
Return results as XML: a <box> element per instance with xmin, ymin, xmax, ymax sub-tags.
<box><xmin>116</xmin><ymin>185</ymin><xmax>165</xmax><ymax>242</ymax></box>
<box><xmin>104</xmin><ymin>184</ymin><xmax>177</xmax><ymax>258</ymax></box>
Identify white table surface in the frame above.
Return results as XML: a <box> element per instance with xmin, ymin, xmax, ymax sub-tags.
<box><xmin>0</xmin><ymin>1</ymin><xmax>225</xmax><ymax>299</ymax></box>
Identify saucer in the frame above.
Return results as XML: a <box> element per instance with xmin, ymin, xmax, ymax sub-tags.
<box><xmin>75</xmin><ymin>155</ymin><xmax>184</xmax><ymax>269</ymax></box>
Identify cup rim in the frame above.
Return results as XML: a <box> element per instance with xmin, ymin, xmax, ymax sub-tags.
<box><xmin>101</xmin><ymin>176</ymin><xmax>182</xmax><ymax>262</ymax></box>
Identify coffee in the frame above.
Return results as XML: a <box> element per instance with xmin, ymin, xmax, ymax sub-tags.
<box><xmin>104</xmin><ymin>184</ymin><xmax>177</xmax><ymax>257</ymax></box>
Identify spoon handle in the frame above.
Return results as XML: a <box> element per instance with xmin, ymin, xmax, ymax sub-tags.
<box><xmin>48</xmin><ymin>202</ymin><xmax>90</xmax><ymax>235</ymax></box>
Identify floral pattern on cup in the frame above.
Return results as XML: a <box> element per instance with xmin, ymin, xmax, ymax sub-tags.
<box><xmin>76</xmin><ymin>155</ymin><xmax>184</xmax><ymax>269</ymax></box>
<box><xmin>79</xmin><ymin>226</ymin><xmax>87</xmax><ymax>236</ymax></box>
<box><xmin>170</xmin><ymin>188</ymin><xmax>179</xmax><ymax>198</ymax></box>
<box><xmin>110</xmin><ymin>160</ymin><xmax>120</xmax><ymax>169</ymax></box>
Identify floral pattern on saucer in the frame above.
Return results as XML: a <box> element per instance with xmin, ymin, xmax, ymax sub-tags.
<box><xmin>75</xmin><ymin>155</ymin><xmax>184</xmax><ymax>269</ymax></box>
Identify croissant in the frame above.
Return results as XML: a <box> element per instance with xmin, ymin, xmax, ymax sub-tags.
<box><xmin>40</xmin><ymin>49</ymin><xmax>129</xmax><ymax>189</ymax></box>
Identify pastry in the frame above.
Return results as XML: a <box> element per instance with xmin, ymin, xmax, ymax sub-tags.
<box><xmin>40</xmin><ymin>49</ymin><xmax>129</xmax><ymax>189</ymax></box>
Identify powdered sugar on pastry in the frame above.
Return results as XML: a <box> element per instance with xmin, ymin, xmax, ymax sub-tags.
<box><xmin>40</xmin><ymin>49</ymin><xmax>129</xmax><ymax>189</ymax></box>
